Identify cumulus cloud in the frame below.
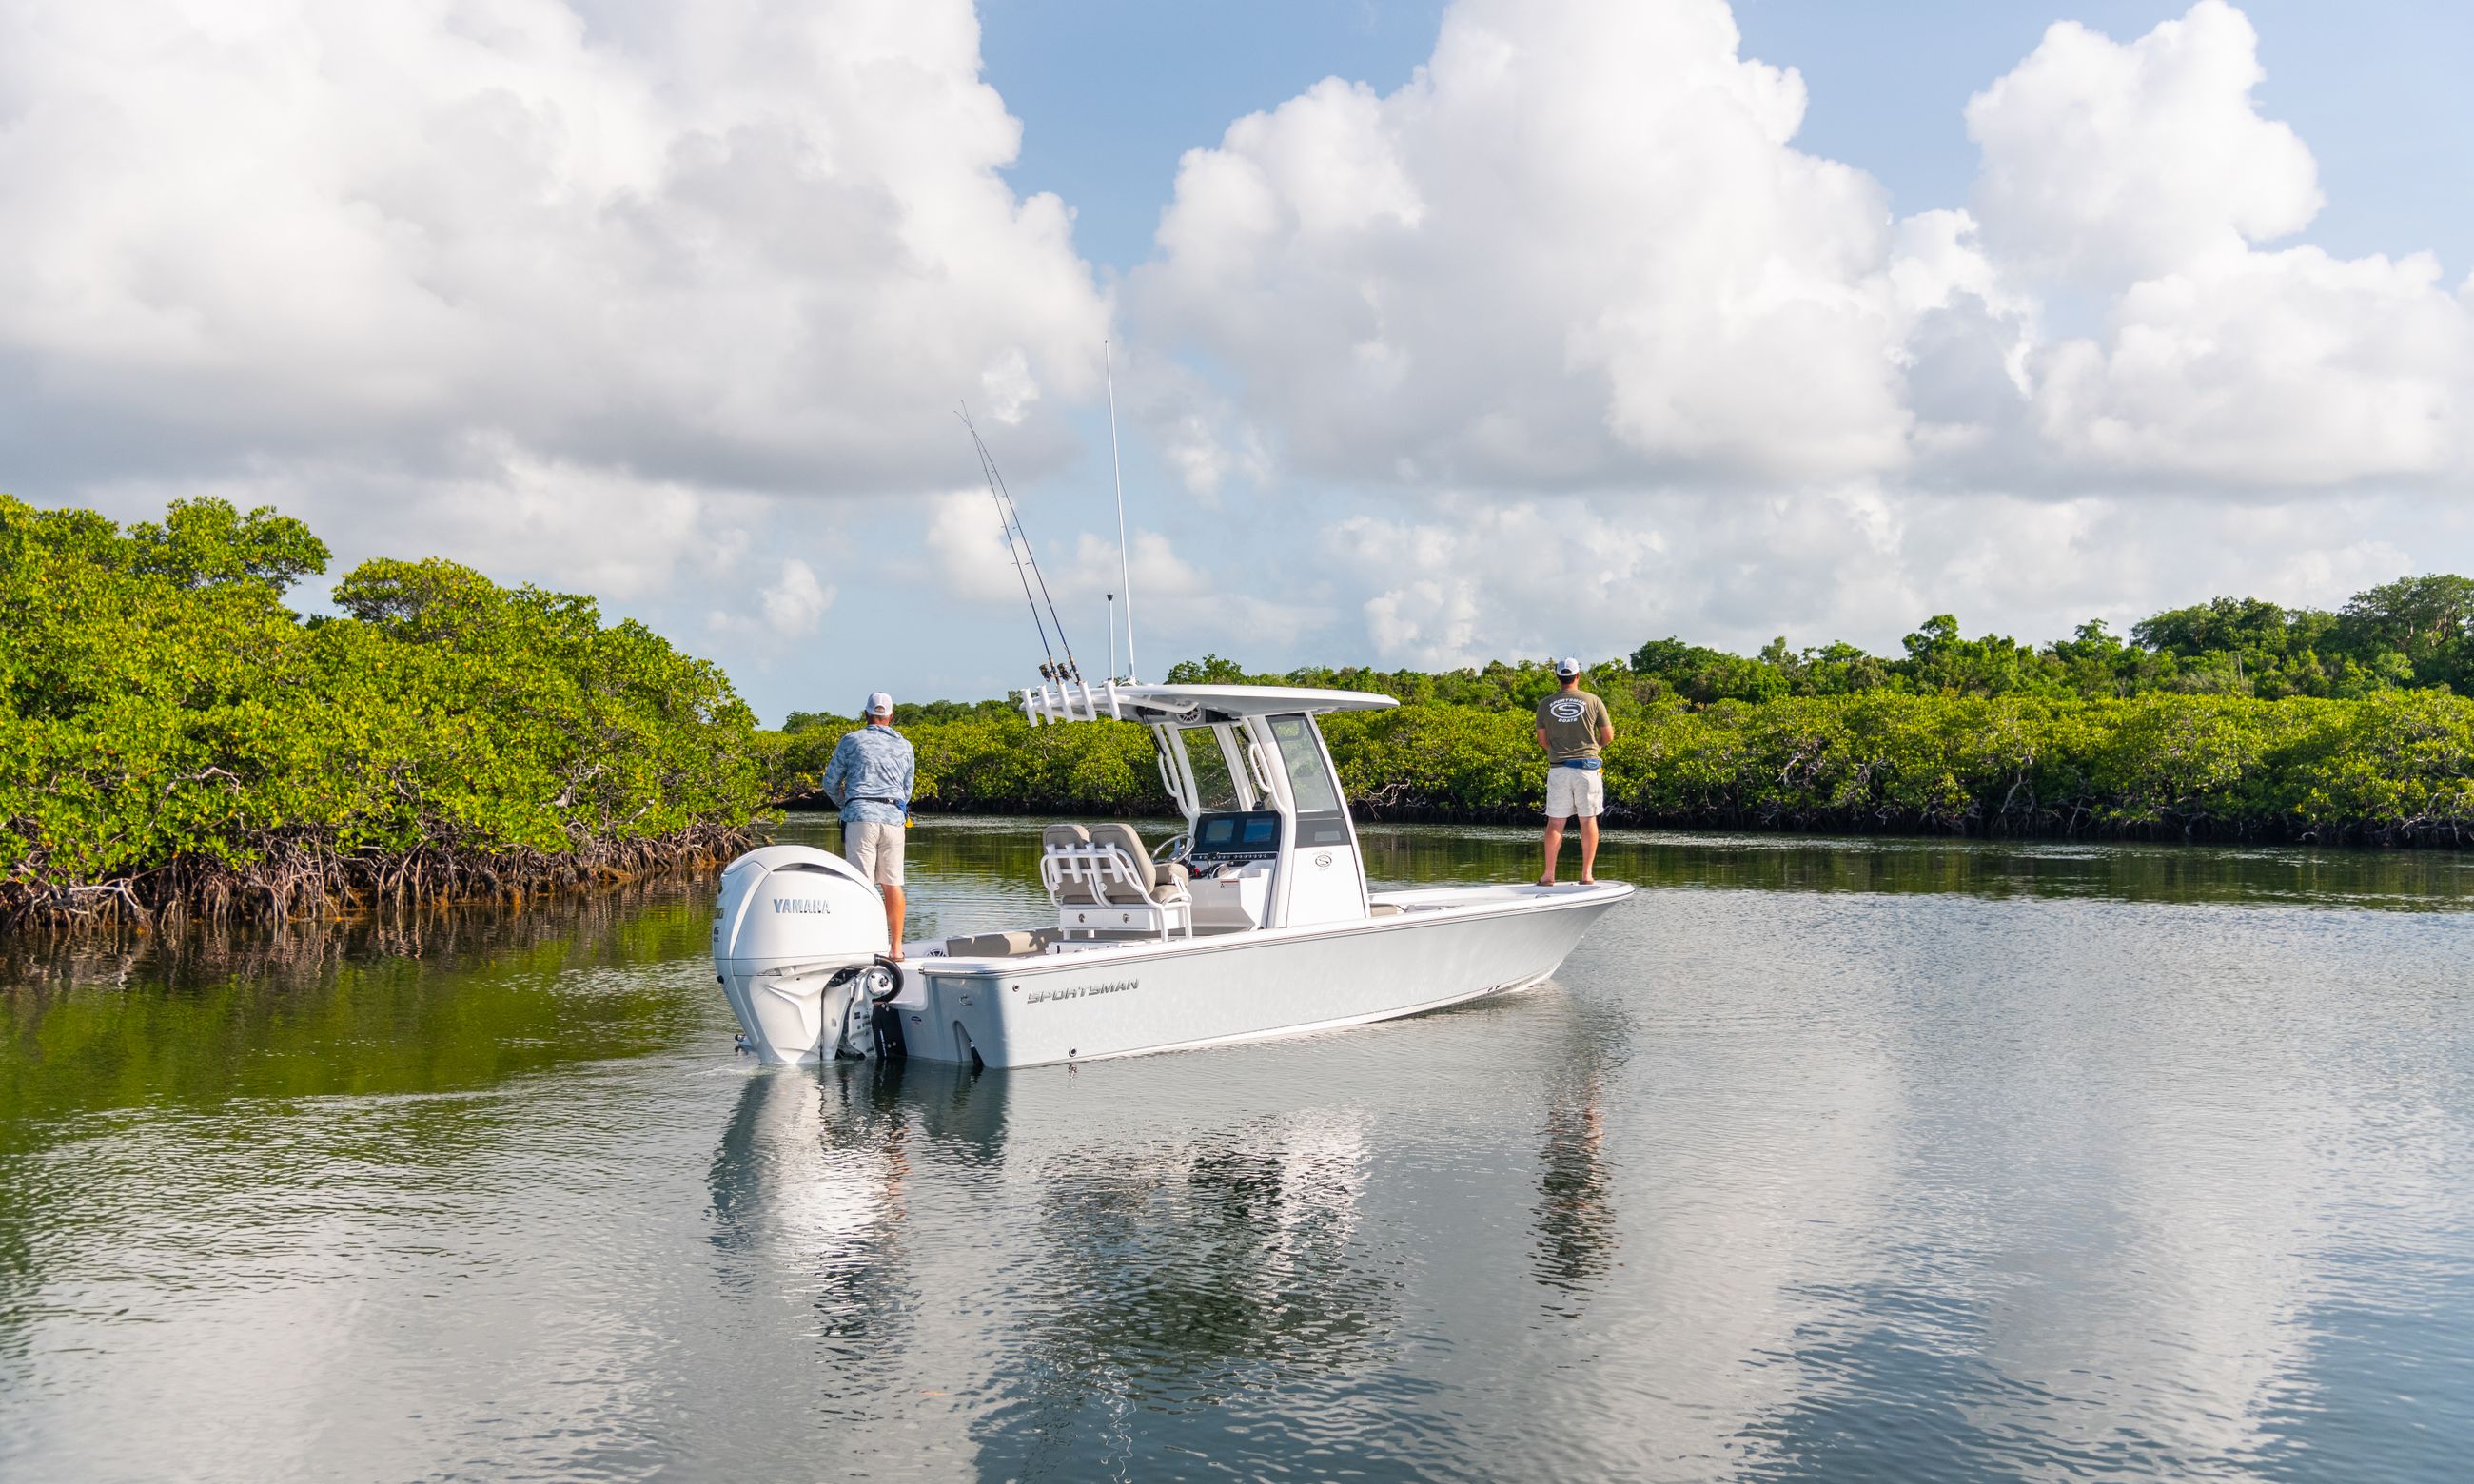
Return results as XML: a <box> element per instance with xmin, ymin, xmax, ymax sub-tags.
<box><xmin>759</xmin><ymin>559</ymin><xmax>834</xmax><ymax>635</ymax></box>
<box><xmin>917</xmin><ymin>488</ymin><xmax>1324</xmax><ymax>677</ymax></box>
<box><xmin>74</xmin><ymin>437</ymin><xmax>773</xmax><ymax>602</ymax></box>
<box><xmin>1972</xmin><ymin>3</ymin><xmax>2474</xmax><ymax>484</ymax></box>
<box><xmin>1337</xmin><ymin>501</ymin><xmax>1668</xmax><ymax>669</ymax></box>
<box><xmin>2032</xmin><ymin>246</ymin><xmax>2469</xmax><ymax>482</ymax></box>
<box><xmin>1966</xmin><ymin>1</ymin><xmax>2321</xmax><ymax>283</ymax></box>
<box><xmin>1324</xmin><ymin>485</ymin><xmax>2433</xmax><ymax>671</ymax></box>
<box><xmin>0</xmin><ymin>0</ymin><xmax>1109</xmax><ymax>526</ymax></box>
<box><xmin>1137</xmin><ymin>0</ymin><xmax>1925</xmax><ymax>489</ymax></box>
<box><xmin>1139</xmin><ymin>0</ymin><xmax>2471</xmax><ymax>508</ymax></box>
<box><xmin>1329</xmin><ymin>487</ymin><xmax>1924</xmax><ymax>669</ymax></box>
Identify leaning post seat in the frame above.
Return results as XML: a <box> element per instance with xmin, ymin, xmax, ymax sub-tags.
<box><xmin>1042</xmin><ymin>823</ymin><xmax>1098</xmax><ymax>903</ymax></box>
<box><xmin>1038</xmin><ymin>822</ymin><xmax>1193</xmax><ymax>938</ymax></box>
<box><xmin>1087</xmin><ymin>824</ymin><xmax>1189</xmax><ymax>904</ymax></box>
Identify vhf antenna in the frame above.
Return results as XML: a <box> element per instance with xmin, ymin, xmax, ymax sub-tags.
<box><xmin>1105</xmin><ymin>339</ymin><xmax>1138</xmax><ymax>684</ymax></box>
<box><xmin>959</xmin><ymin>405</ymin><xmax>1081</xmax><ymax>684</ymax></box>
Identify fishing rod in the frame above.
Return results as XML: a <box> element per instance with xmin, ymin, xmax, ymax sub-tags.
<box><xmin>958</xmin><ymin>407</ymin><xmax>1083</xmax><ymax>684</ymax></box>
<box><xmin>959</xmin><ymin>406</ymin><xmax>1062</xmax><ymax>682</ymax></box>
<box><xmin>988</xmin><ymin>434</ymin><xmax>1083</xmax><ymax>683</ymax></box>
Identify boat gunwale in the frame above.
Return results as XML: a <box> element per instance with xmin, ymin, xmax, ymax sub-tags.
<box><xmin>912</xmin><ymin>879</ymin><xmax>1634</xmax><ymax>976</ymax></box>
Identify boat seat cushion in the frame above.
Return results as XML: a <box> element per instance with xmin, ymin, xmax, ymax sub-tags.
<box><xmin>1086</xmin><ymin>822</ymin><xmax>1153</xmax><ymax>904</ymax></box>
<box><xmin>1153</xmin><ymin>861</ymin><xmax>1191</xmax><ymax>904</ymax></box>
<box><xmin>942</xmin><ymin>928</ymin><xmax>1055</xmax><ymax>958</ymax></box>
<box><xmin>1088</xmin><ymin>823</ymin><xmax>1184</xmax><ymax>905</ymax></box>
<box><xmin>1043</xmin><ymin>823</ymin><xmax>1104</xmax><ymax>904</ymax></box>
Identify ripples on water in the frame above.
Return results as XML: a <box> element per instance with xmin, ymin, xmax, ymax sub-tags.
<box><xmin>3</xmin><ymin>820</ymin><xmax>2471</xmax><ymax>1482</ymax></box>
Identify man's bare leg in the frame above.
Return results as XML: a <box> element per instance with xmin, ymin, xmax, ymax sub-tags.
<box><xmin>1540</xmin><ymin>818</ymin><xmax>1564</xmax><ymax>885</ymax></box>
<box><xmin>1579</xmin><ymin>816</ymin><xmax>1600</xmax><ymax>885</ymax></box>
<box><xmin>881</xmin><ymin>883</ymin><xmax>906</xmax><ymax>960</ymax></box>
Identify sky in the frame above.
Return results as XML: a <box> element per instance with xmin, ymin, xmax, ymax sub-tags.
<box><xmin>4</xmin><ymin>0</ymin><xmax>2471</xmax><ymax>724</ymax></box>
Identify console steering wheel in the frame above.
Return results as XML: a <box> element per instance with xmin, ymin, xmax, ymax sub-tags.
<box><xmin>1152</xmin><ymin>832</ymin><xmax>1191</xmax><ymax>866</ymax></box>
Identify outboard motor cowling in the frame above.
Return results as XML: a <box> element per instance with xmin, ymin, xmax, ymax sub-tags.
<box><xmin>712</xmin><ymin>845</ymin><xmax>891</xmax><ymax>1062</ymax></box>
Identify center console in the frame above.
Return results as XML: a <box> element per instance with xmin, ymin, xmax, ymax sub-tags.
<box><xmin>1185</xmin><ymin>810</ymin><xmax>1281</xmax><ymax>928</ymax></box>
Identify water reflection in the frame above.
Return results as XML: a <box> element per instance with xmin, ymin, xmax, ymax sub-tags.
<box><xmin>1535</xmin><ymin>1076</ymin><xmax>1618</xmax><ymax>1302</ymax></box>
<box><xmin>708</xmin><ymin>1067</ymin><xmax>913</xmax><ymax>1348</ymax></box>
<box><xmin>1532</xmin><ymin>999</ymin><xmax>1631</xmax><ymax>1305</ymax></box>
<box><xmin>1355</xmin><ymin>823</ymin><xmax>2474</xmax><ymax>911</ymax></box>
<box><xmin>707</xmin><ymin>1057</ymin><xmax>1398</xmax><ymax>1452</ymax></box>
<box><xmin>4</xmin><ymin>819</ymin><xmax>2472</xmax><ymax>1482</ymax></box>
<box><xmin>0</xmin><ymin>881</ymin><xmax>716</xmax><ymax>1139</ymax></box>
<box><xmin>990</xmin><ymin>1107</ymin><xmax>1387</xmax><ymax>1479</ymax></box>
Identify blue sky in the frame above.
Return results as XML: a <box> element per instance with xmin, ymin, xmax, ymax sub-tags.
<box><xmin>7</xmin><ymin>0</ymin><xmax>2473</xmax><ymax>724</ymax></box>
<box><xmin>984</xmin><ymin>0</ymin><xmax>2474</xmax><ymax>275</ymax></box>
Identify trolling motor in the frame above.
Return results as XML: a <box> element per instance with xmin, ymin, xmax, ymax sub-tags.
<box><xmin>712</xmin><ymin>846</ymin><xmax>901</xmax><ymax>1062</ymax></box>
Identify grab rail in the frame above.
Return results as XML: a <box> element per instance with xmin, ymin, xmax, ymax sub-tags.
<box><xmin>1038</xmin><ymin>844</ymin><xmax>1194</xmax><ymax>938</ymax></box>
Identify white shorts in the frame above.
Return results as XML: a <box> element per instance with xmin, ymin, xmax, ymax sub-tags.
<box><xmin>844</xmin><ymin>820</ymin><xmax>906</xmax><ymax>887</ymax></box>
<box><xmin>1545</xmin><ymin>765</ymin><xmax>1604</xmax><ymax>820</ymax></box>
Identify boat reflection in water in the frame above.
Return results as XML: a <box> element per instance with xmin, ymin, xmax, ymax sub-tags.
<box><xmin>708</xmin><ymin>1062</ymin><xmax>915</xmax><ymax>1351</ymax></box>
<box><xmin>704</xmin><ymin>1052</ymin><xmax>1416</xmax><ymax>1474</ymax></box>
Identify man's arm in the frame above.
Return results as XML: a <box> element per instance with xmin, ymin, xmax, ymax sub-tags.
<box><xmin>1597</xmin><ymin>697</ymin><xmax>1615</xmax><ymax>749</ymax></box>
<box><xmin>1535</xmin><ymin>727</ymin><xmax>1550</xmax><ymax>752</ymax></box>
<box><xmin>817</xmin><ymin>734</ymin><xmax>852</xmax><ymax>807</ymax></box>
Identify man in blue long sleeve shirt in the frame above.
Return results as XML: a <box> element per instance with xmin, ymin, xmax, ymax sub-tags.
<box><xmin>818</xmin><ymin>691</ymin><xmax>916</xmax><ymax>958</ymax></box>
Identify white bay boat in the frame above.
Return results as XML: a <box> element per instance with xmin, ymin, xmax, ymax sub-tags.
<box><xmin>713</xmin><ymin>681</ymin><xmax>1631</xmax><ymax>1069</ymax></box>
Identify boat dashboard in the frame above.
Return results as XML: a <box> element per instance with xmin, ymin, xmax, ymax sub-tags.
<box><xmin>1186</xmin><ymin>810</ymin><xmax>1281</xmax><ymax>869</ymax></box>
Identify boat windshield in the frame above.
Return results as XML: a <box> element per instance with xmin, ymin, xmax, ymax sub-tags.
<box><xmin>1178</xmin><ymin>725</ymin><xmax>1244</xmax><ymax>811</ymax></box>
<box><xmin>1267</xmin><ymin>714</ymin><xmax>1343</xmax><ymax>814</ymax></box>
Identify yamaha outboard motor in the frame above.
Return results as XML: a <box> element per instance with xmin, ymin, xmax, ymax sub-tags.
<box><xmin>712</xmin><ymin>845</ymin><xmax>900</xmax><ymax>1063</ymax></box>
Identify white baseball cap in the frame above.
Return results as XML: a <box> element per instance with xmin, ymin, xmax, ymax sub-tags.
<box><xmin>865</xmin><ymin>691</ymin><xmax>893</xmax><ymax>716</ymax></box>
<box><xmin>1555</xmin><ymin>656</ymin><xmax>1581</xmax><ymax>677</ymax></box>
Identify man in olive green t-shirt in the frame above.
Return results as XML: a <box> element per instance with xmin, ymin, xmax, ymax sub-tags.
<box><xmin>1534</xmin><ymin>657</ymin><xmax>1614</xmax><ymax>886</ymax></box>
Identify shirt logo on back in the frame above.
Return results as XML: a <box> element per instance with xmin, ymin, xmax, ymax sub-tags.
<box><xmin>1548</xmin><ymin>696</ymin><xmax>1587</xmax><ymax>723</ymax></box>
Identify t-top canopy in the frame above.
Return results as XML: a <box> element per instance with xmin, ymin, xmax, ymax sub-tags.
<box><xmin>1021</xmin><ymin>680</ymin><xmax>1398</xmax><ymax>727</ymax></box>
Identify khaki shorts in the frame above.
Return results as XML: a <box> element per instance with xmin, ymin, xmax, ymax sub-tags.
<box><xmin>844</xmin><ymin>820</ymin><xmax>905</xmax><ymax>887</ymax></box>
<box><xmin>1546</xmin><ymin>765</ymin><xmax>1604</xmax><ymax>820</ymax></box>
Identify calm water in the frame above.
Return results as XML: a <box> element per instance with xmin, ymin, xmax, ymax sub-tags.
<box><xmin>4</xmin><ymin>820</ymin><xmax>2472</xmax><ymax>1482</ymax></box>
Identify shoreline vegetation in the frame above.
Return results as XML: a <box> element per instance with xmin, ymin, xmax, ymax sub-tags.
<box><xmin>9</xmin><ymin>494</ymin><xmax>2471</xmax><ymax>932</ymax></box>
<box><xmin>771</xmin><ymin>580</ymin><xmax>2474</xmax><ymax>849</ymax></box>
<box><xmin>3</xmin><ymin>497</ymin><xmax>765</xmax><ymax>930</ymax></box>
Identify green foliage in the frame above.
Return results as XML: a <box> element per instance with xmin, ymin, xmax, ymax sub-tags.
<box><xmin>774</xmin><ymin>568</ymin><xmax>2474</xmax><ymax>849</ymax></box>
<box><xmin>1619</xmin><ymin>576</ymin><xmax>2474</xmax><ymax>705</ymax></box>
<box><xmin>1629</xmin><ymin>637</ymin><xmax>1789</xmax><ymax>704</ymax></box>
<box><xmin>2339</xmin><ymin>575</ymin><xmax>2474</xmax><ymax>692</ymax></box>
<box><xmin>781</xmin><ymin>680</ymin><xmax>2474</xmax><ymax>847</ymax></box>
<box><xmin>2</xmin><ymin>496</ymin><xmax>768</xmax><ymax>923</ymax></box>
<box><xmin>127</xmin><ymin>497</ymin><xmax>330</xmax><ymax>594</ymax></box>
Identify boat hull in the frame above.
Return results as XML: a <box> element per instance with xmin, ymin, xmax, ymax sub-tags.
<box><xmin>898</xmin><ymin>882</ymin><xmax>1632</xmax><ymax>1069</ymax></box>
